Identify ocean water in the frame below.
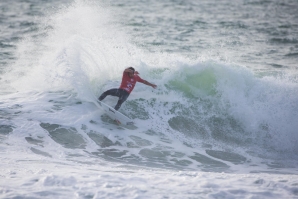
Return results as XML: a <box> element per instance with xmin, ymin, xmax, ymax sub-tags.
<box><xmin>0</xmin><ymin>0</ymin><xmax>298</xmax><ymax>198</ymax></box>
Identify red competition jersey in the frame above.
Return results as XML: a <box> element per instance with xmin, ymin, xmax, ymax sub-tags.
<box><xmin>119</xmin><ymin>72</ymin><xmax>145</xmax><ymax>93</ymax></box>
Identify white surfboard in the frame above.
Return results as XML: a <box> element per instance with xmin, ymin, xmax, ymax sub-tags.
<box><xmin>97</xmin><ymin>101</ymin><xmax>134</xmax><ymax>126</ymax></box>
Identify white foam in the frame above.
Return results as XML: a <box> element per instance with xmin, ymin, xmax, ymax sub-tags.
<box><xmin>1</xmin><ymin>1</ymin><xmax>298</xmax><ymax>198</ymax></box>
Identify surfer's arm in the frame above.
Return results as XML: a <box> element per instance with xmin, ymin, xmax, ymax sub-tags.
<box><xmin>142</xmin><ymin>80</ymin><xmax>157</xmax><ymax>89</ymax></box>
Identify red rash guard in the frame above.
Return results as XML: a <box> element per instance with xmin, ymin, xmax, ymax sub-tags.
<box><xmin>119</xmin><ymin>72</ymin><xmax>145</xmax><ymax>93</ymax></box>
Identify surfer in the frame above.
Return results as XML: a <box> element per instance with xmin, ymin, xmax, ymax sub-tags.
<box><xmin>98</xmin><ymin>67</ymin><xmax>157</xmax><ymax>110</ymax></box>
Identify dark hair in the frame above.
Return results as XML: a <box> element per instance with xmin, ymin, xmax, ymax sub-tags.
<box><xmin>128</xmin><ymin>67</ymin><xmax>135</xmax><ymax>73</ymax></box>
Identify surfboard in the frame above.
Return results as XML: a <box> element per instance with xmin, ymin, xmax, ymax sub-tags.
<box><xmin>97</xmin><ymin>101</ymin><xmax>134</xmax><ymax>126</ymax></box>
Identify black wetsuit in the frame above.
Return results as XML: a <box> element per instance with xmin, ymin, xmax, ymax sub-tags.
<box><xmin>98</xmin><ymin>88</ymin><xmax>129</xmax><ymax>110</ymax></box>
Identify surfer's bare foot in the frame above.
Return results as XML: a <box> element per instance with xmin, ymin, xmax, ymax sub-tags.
<box><xmin>114</xmin><ymin>120</ymin><xmax>121</xmax><ymax>125</ymax></box>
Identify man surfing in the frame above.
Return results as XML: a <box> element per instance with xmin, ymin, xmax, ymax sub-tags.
<box><xmin>98</xmin><ymin>67</ymin><xmax>157</xmax><ymax>111</ymax></box>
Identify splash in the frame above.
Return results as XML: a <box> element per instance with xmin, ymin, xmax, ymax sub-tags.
<box><xmin>1</xmin><ymin>0</ymin><xmax>298</xmax><ymax>173</ymax></box>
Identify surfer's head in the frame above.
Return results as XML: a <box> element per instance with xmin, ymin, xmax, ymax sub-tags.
<box><xmin>128</xmin><ymin>67</ymin><xmax>135</xmax><ymax>74</ymax></box>
<box><xmin>128</xmin><ymin>67</ymin><xmax>135</xmax><ymax>77</ymax></box>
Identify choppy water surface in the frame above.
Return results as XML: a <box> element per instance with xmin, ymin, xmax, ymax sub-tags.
<box><xmin>0</xmin><ymin>0</ymin><xmax>298</xmax><ymax>198</ymax></box>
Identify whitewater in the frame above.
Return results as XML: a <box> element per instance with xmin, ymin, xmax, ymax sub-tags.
<box><xmin>0</xmin><ymin>0</ymin><xmax>298</xmax><ymax>198</ymax></box>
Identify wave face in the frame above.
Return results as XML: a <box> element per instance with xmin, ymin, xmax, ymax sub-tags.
<box><xmin>2</xmin><ymin>63</ymin><xmax>298</xmax><ymax>172</ymax></box>
<box><xmin>1</xmin><ymin>0</ymin><xmax>297</xmax><ymax>174</ymax></box>
<box><xmin>1</xmin><ymin>0</ymin><xmax>298</xmax><ymax>198</ymax></box>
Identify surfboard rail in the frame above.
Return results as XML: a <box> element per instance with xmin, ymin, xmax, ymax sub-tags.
<box><xmin>98</xmin><ymin>101</ymin><xmax>134</xmax><ymax>126</ymax></box>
